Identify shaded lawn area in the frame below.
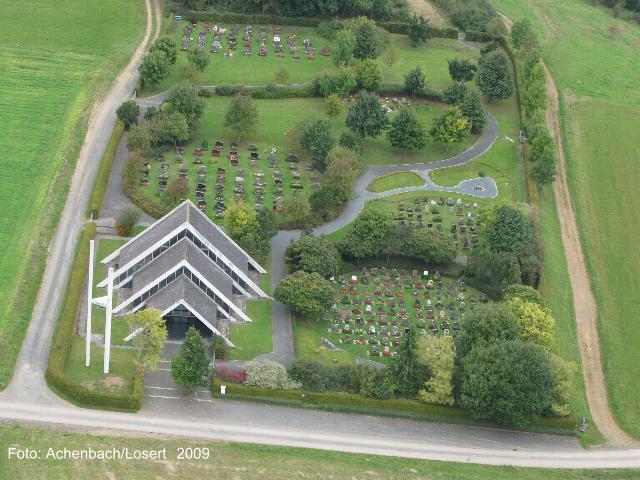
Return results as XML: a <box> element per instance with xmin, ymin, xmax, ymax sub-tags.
<box><xmin>141</xmin><ymin>23</ymin><xmax>480</xmax><ymax>96</ymax></box>
<box><xmin>227</xmin><ymin>273</ymin><xmax>273</xmax><ymax>360</ymax></box>
<box><xmin>134</xmin><ymin>97</ymin><xmax>477</xmax><ymax>225</ymax></box>
<box><xmin>430</xmin><ymin>98</ymin><xmax>527</xmax><ymax>203</ymax></box>
<box><xmin>2</xmin><ymin>423</ymin><xmax>637</xmax><ymax>480</ymax></box>
<box><xmin>64</xmin><ymin>338</ymin><xmax>138</xmax><ymax>395</ymax></box>
<box><xmin>367</xmin><ymin>171</ymin><xmax>424</xmax><ymax>192</ymax></box>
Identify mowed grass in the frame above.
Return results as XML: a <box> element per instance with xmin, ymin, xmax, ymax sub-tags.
<box><xmin>227</xmin><ymin>273</ymin><xmax>273</xmax><ymax>360</ymax></box>
<box><xmin>1</xmin><ymin>423</ymin><xmax>638</xmax><ymax>480</ymax></box>
<box><xmin>0</xmin><ymin>0</ymin><xmax>145</xmax><ymax>389</ymax></box>
<box><xmin>368</xmin><ymin>171</ymin><xmax>424</xmax><ymax>192</ymax></box>
<box><xmin>492</xmin><ymin>0</ymin><xmax>640</xmax><ymax>439</ymax></box>
<box><xmin>142</xmin><ymin>22</ymin><xmax>479</xmax><ymax>95</ymax></box>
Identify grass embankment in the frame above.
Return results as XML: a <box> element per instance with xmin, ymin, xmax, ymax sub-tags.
<box><xmin>492</xmin><ymin>0</ymin><xmax>640</xmax><ymax>440</ymax></box>
<box><xmin>141</xmin><ymin>23</ymin><xmax>479</xmax><ymax>96</ymax></box>
<box><xmin>0</xmin><ymin>0</ymin><xmax>146</xmax><ymax>390</ymax></box>
<box><xmin>3</xmin><ymin>423</ymin><xmax>633</xmax><ymax>480</ymax></box>
<box><xmin>368</xmin><ymin>172</ymin><xmax>424</xmax><ymax>192</ymax></box>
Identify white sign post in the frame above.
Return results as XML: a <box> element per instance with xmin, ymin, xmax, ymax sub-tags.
<box><xmin>103</xmin><ymin>267</ymin><xmax>114</xmax><ymax>374</ymax></box>
<box><xmin>85</xmin><ymin>240</ymin><xmax>94</xmax><ymax>367</ymax></box>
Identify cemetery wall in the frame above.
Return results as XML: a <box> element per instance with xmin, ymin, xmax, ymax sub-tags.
<box><xmin>46</xmin><ymin>224</ymin><xmax>144</xmax><ymax>412</ymax></box>
<box><xmin>211</xmin><ymin>378</ymin><xmax>577</xmax><ymax>435</ymax></box>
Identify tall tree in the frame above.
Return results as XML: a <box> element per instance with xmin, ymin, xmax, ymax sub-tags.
<box><xmin>429</xmin><ymin>106</ymin><xmax>471</xmax><ymax>145</ymax></box>
<box><xmin>353</xmin><ymin>59</ymin><xmax>382</xmax><ymax>92</ymax></box>
<box><xmin>324</xmin><ymin>94</ymin><xmax>343</xmax><ymax>118</ymax></box>
<box><xmin>171</xmin><ymin>327</ymin><xmax>211</xmax><ymax>390</ymax></box>
<box><xmin>418</xmin><ymin>335</ymin><xmax>455</xmax><ymax>405</ymax></box>
<box><xmin>476</xmin><ymin>50</ymin><xmax>514</xmax><ymax>100</ymax></box>
<box><xmin>323</xmin><ymin>146</ymin><xmax>361</xmax><ymax>199</ymax></box>
<box><xmin>448</xmin><ymin>58</ymin><xmax>477</xmax><ymax>82</ymax></box>
<box><xmin>224</xmin><ymin>200</ymin><xmax>260</xmax><ymax>252</ymax></box>
<box><xmin>127</xmin><ymin>309</ymin><xmax>167</xmax><ymax>370</ymax></box>
<box><xmin>187</xmin><ymin>47</ymin><xmax>210</xmax><ymax>72</ymax></box>
<box><xmin>224</xmin><ymin>95</ymin><xmax>258</xmax><ymax>139</ymax></box>
<box><xmin>459</xmin><ymin>90</ymin><xmax>486</xmax><ymax>133</ymax></box>
<box><xmin>139</xmin><ymin>50</ymin><xmax>170</xmax><ymax>85</ymax></box>
<box><xmin>300</xmin><ymin>119</ymin><xmax>335</xmax><ymax>168</ymax></box>
<box><xmin>333</xmin><ymin>28</ymin><xmax>356</xmax><ymax>67</ymax></box>
<box><xmin>460</xmin><ymin>340</ymin><xmax>554</xmax><ymax>426</ymax></box>
<box><xmin>351</xmin><ymin>17</ymin><xmax>381</xmax><ymax>59</ymax></box>
<box><xmin>393</xmin><ymin>328</ymin><xmax>425</xmax><ymax>397</ymax></box>
<box><xmin>456</xmin><ymin>303</ymin><xmax>522</xmax><ymax>358</ymax></box>
<box><xmin>165</xmin><ymin>80</ymin><xmax>205</xmax><ymax>127</ymax></box>
<box><xmin>408</xmin><ymin>15</ymin><xmax>431</xmax><ymax>46</ymax></box>
<box><xmin>346</xmin><ymin>90</ymin><xmax>388</xmax><ymax>138</ymax></box>
<box><xmin>116</xmin><ymin>100</ymin><xmax>140</xmax><ymax>129</ymax></box>
<box><xmin>149</xmin><ymin>36</ymin><xmax>177</xmax><ymax>64</ymax></box>
<box><xmin>274</xmin><ymin>271</ymin><xmax>335</xmax><ymax>317</ymax></box>
<box><xmin>340</xmin><ymin>209</ymin><xmax>393</xmax><ymax>259</ymax></box>
<box><xmin>284</xmin><ymin>235</ymin><xmax>342</xmax><ymax>277</ymax></box>
<box><xmin>405</xmin><ymin>228</ymin><xmax>456</xmax><ymax>264</ymax></box>
<box><xmin>523</xmin><ymin>62</ymin><xmax>547</xmax><ymax>123</ymax></box>
<box><xmin>404</xmin><ymin>66</ymin><xmax>427</xmax><ymax>97</ymax></box>
<box><xmin>511</xmin><ymin>18</ymin><xmax>534</xmax><ymax>50</ymax></box>
<box><xmin>387</xmin><ymin>106</ymin><xmax>427</xmax><ymax>150</ymax></box>
<box><xmin>506</xmin><ymin>297</ymin><xmax>557</xmax><ymax>352</ymax></box>
<box><xmin>442</xmin><ymin>82</ymin><xmax>470</xmax><ymax>105</ymax></box>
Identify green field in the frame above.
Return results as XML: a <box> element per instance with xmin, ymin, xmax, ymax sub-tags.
<box><xmin>491</xmin><ymin>0</ymin><xmax>640</xmax><ymax>439</ymax></box>
<box><xmin>134</xmin><ymin>96</ymin><xmax>477</xmax><ymax>224</ymax></box>
<box><xmin>368</xmin><ymin>171</ymin><xmax>424</xmax><ymax>192</ymax></box>
<box><xmin>0</xmin><ymin>0</ymin><xmax>146</xmax><ymax>389</ymax></box>
<box><xmin>142</xmin><ymin>22</ymin><xmax>480</xmax><ymax>95</ymax></box>
<box><xmin>1</xmin><ymin>423</ymin><xmax>637</xmax><ymax>479</ymax></box>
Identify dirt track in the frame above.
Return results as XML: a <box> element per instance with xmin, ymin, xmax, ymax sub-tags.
<box><xmin>543</xmin><ymin>65</ymin><xmax>635</xmax><ymax>446</ymax></box>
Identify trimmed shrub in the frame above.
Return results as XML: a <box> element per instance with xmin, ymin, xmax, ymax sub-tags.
<box><xmin>244</xmin><ymin>361</ymin><xmax>302</xmax><ymax>390</ymax></box>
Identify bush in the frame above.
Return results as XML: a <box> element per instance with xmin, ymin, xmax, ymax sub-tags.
<box><xmin>284</xmin><ymin>234</ymin><xmax>342</xmax><ymax>277</ymax></box>
<box><xmin>116</xmin><ymin>207</ymin><xmax>140</xmax><ymax>237</ymax></box>
<box><xmin>216</xmin><ymin>365</ymin><xmax>247</xmax><ymax>384</ymax></box>
<box><xmin>215</xmin><ymin>84</ymin><xmax>244</xmax><ymax>96</ymax></box>
<box><xmin>116</xmin><ymin>100</ymin><xmax>140</xmax><ymax>128</ymax></box>
<box><xmin>46</xmin><ymin>224</ymin><xmax>144</xmax><ymax>412</ymax></box>
<box><xmin>312</xmin><ymin>69</ymin><xmax>356</xmax><ymax>97</ymax></box>
<box><xmin>338</xmin><ymin>129</ymin><xmax>362</xmax><ymax>153</ymax></box>
<box><xmin>244</xmin><ymin>361</ymin><xmax>302</xmax><ymax>390</ymax></box>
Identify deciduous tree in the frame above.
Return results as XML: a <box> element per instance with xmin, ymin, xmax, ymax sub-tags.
<box><xmin>300</xmin><ymin>119</ymin><xmax>335</xmax><ymax>168</ymax></box>
<box><xmin>408</xmin><ymin>15</ymin><xmax>431</xmax><ymax>46</ymax></box>
<box><xmin>116</xmin><ymin>100</ymin><xmax>140</xmax><ymax>129</ymax></box>
<box><xmin>187</xmin><ymin>47</ymin><xmax>210</xmax><ymax>72</ymax></box>
<box><xmin>429</xmin><ymin>106</ymin><xmax>471</xmax><ymax>145</ymax></box>
<box><xmin>274</xmin><ymin>271</ymin><xmax>335</xmax><ymax>316</ymax></box>
<box><xmin>459</xmin><ymin>90</ymin><xmax>486</xmax><ymax>133</ymax></box>
<box><xmin>456</xmin><ymin>302</ymin><xmax>522</xmax><ymax>358</ymax></box>
<box><xmin>387</xmin><ymin>106</ymin><xmax>427</xmax><ymax>150</ymax></box>
<box><xmin>333</xmin><ymin>28</ymin><xmax>356</xmax><ymax>67</ymax></box>
<box><xmin>346</xmin><ymin>90</ymin><xmax>387</xmax><ymax>138</ymax></box>
<box><xmin>418</xmin><ymin>335</ymin><xmax>455</xmax><ymax>405</ymax></box>
<box><xmin>284</xmin><ymin>234</ymin><xmax>342</xmax><ymax>277</ymax></box>
<box><xmin>340</xmin><ymin>209</ymin><xmax>393</xmax><ymax>259</ymax></box>
<box><xmin>127</xmin><ymin>308</ymin><xmax>168</xmax><ymax>370</ymax></box>
<box><xmin>404</xmin><ymin>66</ymin><xmax>427</xmax><ymax>97</ymax></box>
<box><xmin>224</xmin><ymin>95</ymin><xmax>258</xmax><ymax>139</ymax></box>
<box><xmin>476</xmin><ymin>50</ymin><xmax>513</xmax><ymax>100</ymax></box>
<box><xmin>353</xmin><ymin>59</ymin><xmax>382</xmax><ymax>92</ymax></box>
<box><xmin>461</xmin><ymin>340</ymin><xmax>554</xmax><ymax>425</ymax></box>
<box><xmin>448</xmin><ymin>58</ymin><xmax>477</xmax><ymax>82</ymax></box>
<box><xmin>139</xmin><ymin>50</ymin><xmax>170</xmax><ymax>85</ymax></box>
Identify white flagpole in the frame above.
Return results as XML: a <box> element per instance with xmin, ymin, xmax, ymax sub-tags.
<box><xmin>85</xmin><ymin>240</ymin><xmax>94</xmax><ymax>367</ymax></box>
<box><xmin>103</xmin><ymin>266</ymin><xmax>114</xmax><ymax>374</ymax></box>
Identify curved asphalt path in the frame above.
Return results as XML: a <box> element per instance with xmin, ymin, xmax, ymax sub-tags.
<box><xmin>4</xmin><ymin>20</ymin><xmax>640</xmax><ymax>468</ymax></box>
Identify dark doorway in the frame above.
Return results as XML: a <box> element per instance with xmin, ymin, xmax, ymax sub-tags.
<box><xmin>164</xmin><ymin>305</ymin><xmax>213</xmax><ymax>341</ymax></box>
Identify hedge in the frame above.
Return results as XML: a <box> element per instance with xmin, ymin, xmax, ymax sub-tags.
<box><xmin>123</xmin><ymin>156</ymin><xmax>169</xmax><ymax>219</ymax></box>
<box><xmin>45</xmin><ymin>224</ymin><xmax>144</xmax><ymax>412</ymax></box>
<box><xmin>87</xmin><ymin>120</ymin><xmax>125</xmax><ymax>219</ymax></box>
<box><xmin>212</xmin><ymin>378</ymin><xmax>576</xmax><ymax>435</ymax></box>
<box><xmin>171</xmin><ymin>7</ymin><xmax>462</xmax><ymax>40</ymax></box>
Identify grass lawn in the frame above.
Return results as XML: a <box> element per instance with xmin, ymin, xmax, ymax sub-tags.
<box><xmin>135</xmin><ymin>97</ymin><xmax>476</xmax><ymax>224</ymax></box>
<box><xmin>294</xmin><ymin>271</ymin><xmax>483</xmax><ymax>366</ymax></box>
<box><xmin>368</xmin><ymin>171</ymin><xmax>424</xmax><ymax>192</ymax></box>
<box><xmin>430</xmin><ymin>98</ymin><xmax>527</xmax><ymax>203</ymax></box>
<box><xmin>2</xmin><ymin>424</ymin><xmax>637</xmax><ymax>480</ymax></box>
<box><xmin>227</xmin><ymin>273</ymin><xmax>273</xmax><ymax>360</ymax></box>
<box><xmin>492</xmin><ymin>0</ymin><xmax>640</xmax><ymax>439</ymax></box>
<box><xmin>64</xmin><ymin>338</ymin><xmax>138</xmax><ymax>395</ymax></box>
<box><xmin>0</xmin><ymin>0</ymin><xmax>146</xmax><ymax>389</ymax></box>
<box><xmin>326</xmin><ymin>191</ymin><xmax>489</xmax><ymax>256</ymax></box>
<box><xmin>141</xmin><ymin>22</ymin><xmax>480</xmax><ymax>96</ymax></box>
